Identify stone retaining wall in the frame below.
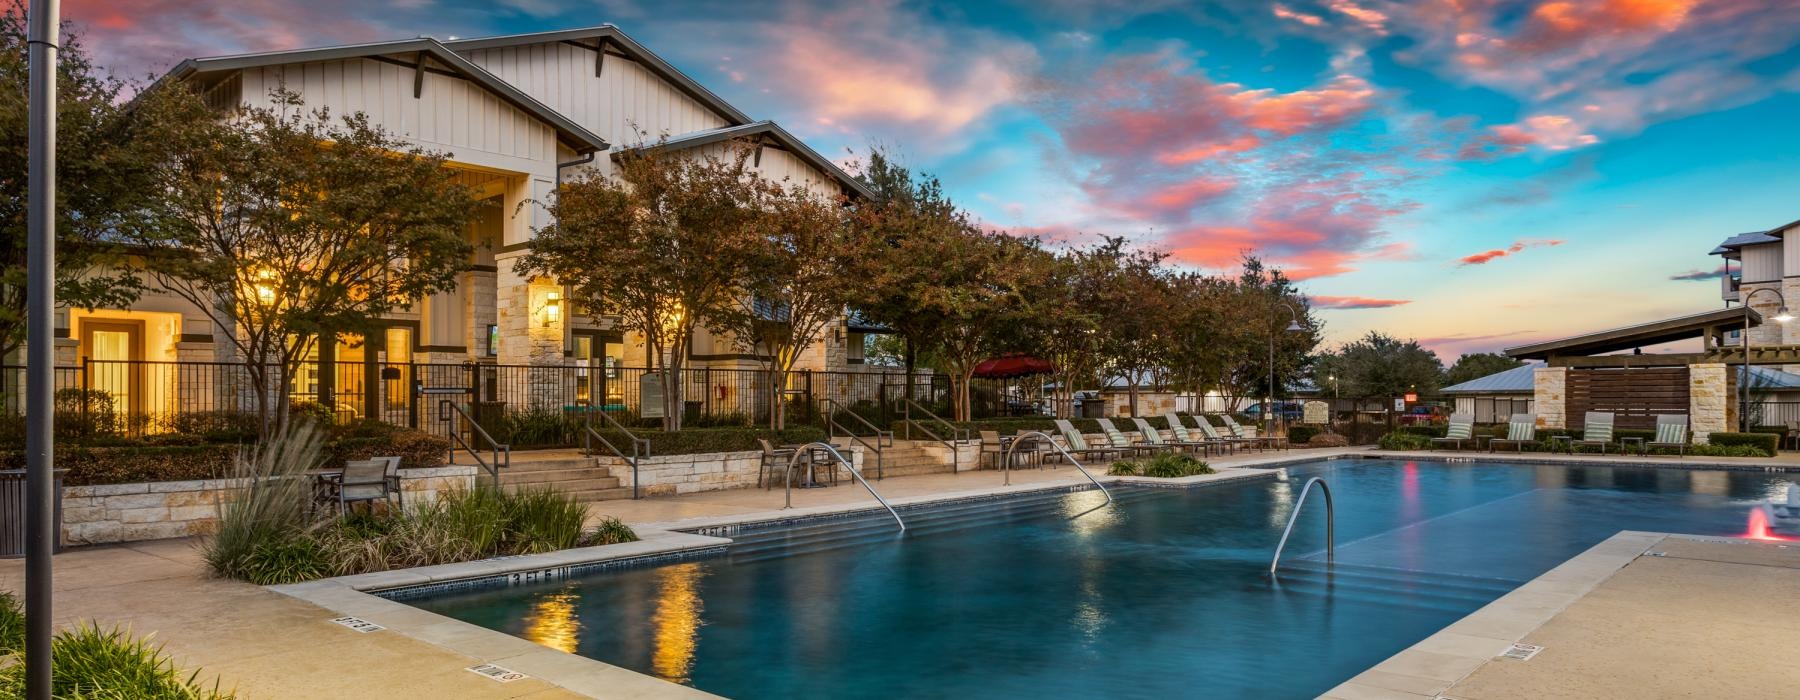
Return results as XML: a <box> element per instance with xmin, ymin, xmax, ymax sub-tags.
<box><xmin>599</xmin><ymin>445</ymin><xmax>865</xmax><ymax>497</ymax></box>
<box><xmin>61</xmin><ymin>466</ymin><xmax>478</xmax><ymax>546</ymax></box>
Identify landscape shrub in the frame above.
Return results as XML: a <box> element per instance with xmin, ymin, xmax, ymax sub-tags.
<box><xmin>1308</xmin><ymin>432</ymin><xmax>1350</xmax><ymax>447</ymax></box>
<box><xmin>163</xmin><ymin>410</ymin><xmax>262</xmax><ymax>443</ymax></box>
<box><xmin>1340</xmin><ymin>421</ymin><xmax>1386</xmax><ymax>445</ymax></box>
<box><xmin>1107</xmin><ymin>453</ymin><xmax>1213</xmax><ymax>478</ymax></box>
<box><xmin>0</xmin><ymin>420</ymin><xmax>451</xmax><ymax>486</ymax></box>
<box><xmin>586</xmin><ymin>425</ymin><xmax>827</xmax><ymax>456</ymax></box>
<box><xmin>1704</xmin><ymin>431</ymin><xmax>1778</xmax><ymax>456</ymax></box>
<box><xmin>1106</xmin><ymin>460</ymin><xmax>1139</xmax><ymax>476</ymax></box>
<box><xmin>1377</xmin><ymin>432</ymin><xmax>1432</xmax><ymax>450</ymax></box>
<box><xmin>0</xmin><ymin>593</ymin><xmax>234</xmax><ymax>699</ymax></box>
<box><xmin>1286</xmin><ymin>426</ymin><xmax>1320</xmax><ymax>444</ymax></box>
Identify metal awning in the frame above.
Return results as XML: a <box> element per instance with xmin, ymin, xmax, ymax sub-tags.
<box><xmin>1506</xmin><ymin>307</ymin><xmax>1760</xmax><ymax>361</ymax></box>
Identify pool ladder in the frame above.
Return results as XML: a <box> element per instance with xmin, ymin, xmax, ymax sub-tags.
<box><xmin>781</xmin><ymin>442</ymin><xmax>906</xmax><ymax>531</ymax></box>
<box><xmin>1269</xmin><ymin>477</ymin><xmax>1334</xmax><ymax>576</ymax></box>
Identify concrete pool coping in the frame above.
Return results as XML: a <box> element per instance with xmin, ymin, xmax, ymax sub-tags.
<box><xmin>268</xmin><ymin>452</ymin><xmax>1332</xmax><ymax>699</ymax></box>
<box><xmin>1322</xmin><ymin>530</ymin><xmax>1800</xmax><ymax>699</ymax></box>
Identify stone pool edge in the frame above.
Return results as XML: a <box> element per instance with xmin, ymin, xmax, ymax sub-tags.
<box><xmin>1322</xmin><ymin>529</ymin><xmax>1675</xmax><ymax>699</ymax></box>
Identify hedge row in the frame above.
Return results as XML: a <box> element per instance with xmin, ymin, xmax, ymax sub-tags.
<box><xmin>1380</xmin><ymin>427</ymin><xmax>1777</xmax><ymax>457</ymax></box>
<box><xmin>0</xmin><ymin>425</ymin><xmax>453</xmax><ymax>486</ymax></box>
<box><xmin>584</xmin><ymin>426</ymin><xmax>828</xmax><ymax>456</ymax></box>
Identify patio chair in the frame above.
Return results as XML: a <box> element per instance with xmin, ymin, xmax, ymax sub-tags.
<box><xmin>1647</xmin><ymin>414</ymin><xmax>1690</xmax><ymax>457</ymax></box>
<box><xmin>1488</xmin><ymin>414</ymin><xmax>1538</xmax><ymax>453</ymax></box>
<box><xmin>338</xmin><ymin>457</ymin><xmax>402</xmax><ymax>513</ymax></box>
<box><xmin>1570</xmin><ymin>411</ymin><xmax>1615</xmax><ymax>453</ymax></box>
<box><xmin>1134</xmin><ymin>417</ymin><xmax>1209</xmax><ymax>456</ymax></box>
<box><xmin>1053</xmin><ymin>419</ymin><xmax>1128</xmax><ymax>463</ymax></box>
<box><xmin>1190</xmin><ymin>415</ymin><xmax>1256</xmax><ymax>452</ymax></box>
<box><xmin>1219</xmin><ymin>414</ymin><xmax>1282</xmax><ymax>451</ymax></box>
<box><xmin>979</xmin><ymin>430</ymin><xmax>1006</xmax><ymax>469</ymax></box>
<box><xmin>1012</xmin><ymin>429</ymin><xmax>1049</xmax><ymax>470</ymax></box>
<box><xmin>1097</xmin><ymin>418</ymin><xmax>1163</xmax><ymax>456</ymax></box>
<box><xmin>1168</xmin><ymin>413</ymin><xmax>1234</xmax><ymax>455</ymax></box>
<box><xmin>758</xmin><ymin>439</ymin><xmax>797</xmax><ymax>489</ymax></box>
<box><xmin>1430</xmin><ymin>412</ymin><xmax>1477</xmax><ymax>451</ymax></box>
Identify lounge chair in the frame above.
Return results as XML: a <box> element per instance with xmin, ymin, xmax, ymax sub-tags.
<box><xmin>1647</xmin><ymin>414</ymin><xmax>1689</xmax><ymax>457</ymax></box>
<box><xmin>1220</xmin><ymin>414</ymin><xmax>1283</xmax><ymax>450</ymax></box>
<box><xmin>1570</xmin><ymin>411</ymin><xmax>1615</xmax><ymax>453</ymax></box>
<box><xmin>1191</xmin><ymin>415</ymin><xmax>1257</xmax><ymax>452</ymax></box>
<box><xmin>1097</xmin><ymin>418</ymin><xmax>1164</xmax><ymax>456</ymax></box>
<box><xmin>1430</xmin><ymin>412</ymin><xmax>1476</xmax><ymax>451</ymax></box>
<box><xmin>1134</xmin><ymin>417</ymin><xmax>1210</xmax><ymax>456</ymax></box>
<box><xmin>1052</xmin><ymin>419</ymin><xmax>1129</xmax><ymax>463</ymax></box>
<box><xmin>1488</xmin><ymin>414</ymin><xmax>1538</xmax><ymax>452</ymax></box>
<box><xmin>1167</xmin><ymin>413</ymin><xmax>1233</xmax><ymax>455</ymax></box>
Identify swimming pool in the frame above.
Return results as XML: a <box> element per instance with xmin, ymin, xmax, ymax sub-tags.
<box><xmin>406</xmin><ymin>459</ymin><xmax>1797</xmax><ymax>699</ymax></box>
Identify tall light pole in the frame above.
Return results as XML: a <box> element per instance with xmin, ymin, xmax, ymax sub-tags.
<box><xmin>1741</xmin><ymin>287</ymin><xmax>1793</xmax><ymax>432</ymax></box>
<box><xmin>1268</xmin><ymin>300</ymin><xmax>1303</xmax><ymax>430</ymax></box>
<box><xmin>24</xmin><ymin>0</ymin><xmax>60</xmax><ymax>696</ymax></box>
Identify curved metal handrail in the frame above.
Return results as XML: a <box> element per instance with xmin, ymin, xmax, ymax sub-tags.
<box><xmin>1001</xmin><ymin>431</ymin><xmax>1113</xmax><ymax>505</ymax></box>
<box><xmin>781</xmin><ymin>442</ymin><xmax>905</xmax><ymax>531</ymax></box>
<box><xmin>1269</xmin><ymin>477</ymin><xmax>1334</xmax><ymax>576</ymax></box>
<box><xmin>438</xmin><ymin>399</ymin><xmax>510</xmax><ymax>487</ymax></box>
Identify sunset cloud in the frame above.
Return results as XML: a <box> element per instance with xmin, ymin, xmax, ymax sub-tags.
<box><xmin>1312</xmin><ymin>295</ymin><xmax>1410</xmax><ymax>309</ymax></box>
<box><xmin>1458</xmin><ymin>239</ymin><xmax>1565</xmax><ymax>266</ymax></box>
<box><xmin>1669</xmin><ymin>264</ymin><xmax>1730</xmax><ymax>281</ymax></box>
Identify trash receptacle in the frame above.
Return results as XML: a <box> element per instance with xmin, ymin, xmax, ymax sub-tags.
<box><xmin>1</xmin><ymin>469</ymin><xmax>64</xmax><ymax>558</ymax></box>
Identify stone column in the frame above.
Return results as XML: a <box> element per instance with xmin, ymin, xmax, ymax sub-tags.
<box><xmin>1532</xmin><ymin>366</ymin><xmax>1568</xmax><ymax>429</ymax></box>
<box><xmin>1688</xmin><ymin>362</ymin><xmax>1732</xmax><ymax>442</ymax></box>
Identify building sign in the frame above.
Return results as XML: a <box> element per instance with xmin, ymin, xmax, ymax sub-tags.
<box><xmin>1403</xmin><ymin>392</ymin><xmax>1418</xmax><ymax>403</ymax></box>
<box><xmin>640</xmin><ymin>374</ymin><xmax>665</xmax><ymax>419</ymax></box>
<box><xmin>1393</xmin><ymin>398</ymin><xmax>1406</xmax><ymax>412</ymax></box>
<box><xmin>1302</xmin><ymin>400</ymin><xmax>1329</xmax><ymax>425</ymax></box>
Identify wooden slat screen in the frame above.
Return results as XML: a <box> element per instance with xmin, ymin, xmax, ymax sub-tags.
<box><xmin>1566</xmin><ymin>367</ymin><xmax>1689</xmax><ymax>430</ymax></box>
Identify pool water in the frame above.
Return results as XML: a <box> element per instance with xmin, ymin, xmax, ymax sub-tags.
<box><xmin>408</xmin><ymin>460</ymin><xmax>1797</xmax><ymax>699</ymax></box>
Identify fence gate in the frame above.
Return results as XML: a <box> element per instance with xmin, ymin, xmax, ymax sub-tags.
<box><xmin>1566</xmin><ymin>367</ymin><xmax>1689</xmax><ymax>430</ymax></box>
<box><xmin>410</xmin><ymin>363</ymin><xmax>477</xmax><ymax>437</ymax></box>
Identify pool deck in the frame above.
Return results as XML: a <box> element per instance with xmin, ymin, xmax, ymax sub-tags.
<box><xmin>1327</xmin><ymin>532</ymin><xmax>1800</xmax><ymax>699</ymax></box>
<box><xmin>0</xmin><ymin>446</ymin><xmax>1336</xmax><ymax>698</ymax></box>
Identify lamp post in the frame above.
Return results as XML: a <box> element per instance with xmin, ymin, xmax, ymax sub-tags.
<box><xmin>24</xmin><ymin>0</ymin><xmax>59</xmax><ymax>696</ymax></box>
<box><xmin>1268</xmin><ymin>300</ymin><xmax>1304</xmax><ymax>431</ymax></box>
<box><xmin>1741</xmin><ymin>287</ymin><xmax>1793</xmax><ymax>432</ymax></box>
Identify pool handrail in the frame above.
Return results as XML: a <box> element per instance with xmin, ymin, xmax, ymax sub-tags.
<box><xmin>1000</xmin><ymin>431</ymin><xmax>1114</xmax><ymax>505</ymax></box>
<box><xmin>1269</xmin><ymin>476</ymin><xmax>1334</xmax><ymax>576</ymax></box>
<box><xmin>781</xmin><ymin>442</ymin><xmax>905</xmax><ymax>531</ymax></box>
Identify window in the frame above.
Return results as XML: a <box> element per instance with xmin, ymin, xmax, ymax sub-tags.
<box><xmin>486</xmin><ymin>324</ymin><xmax>499</xmax><ymax>357</ymax></box>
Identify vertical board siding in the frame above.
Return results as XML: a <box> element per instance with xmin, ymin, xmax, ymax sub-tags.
<box><xmin>1742</xmin><ymin>243</ymin><xmax>1782</xmax><ymax>283</ymax></box>
<box><xmin>460</xmin><ymin>44</ymin><xmax>731</xmax><ymax>147</ymax></box>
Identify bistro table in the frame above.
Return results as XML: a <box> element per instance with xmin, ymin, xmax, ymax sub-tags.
<box><xmin>1619</xmin><ymin>436</ymin><xmax>1646</xmax><ymax>456</ymax></box>
<box><xmin>784</xmin><ymin>443</ymin><xmax>837</xmax><ymax>489</ymax></box>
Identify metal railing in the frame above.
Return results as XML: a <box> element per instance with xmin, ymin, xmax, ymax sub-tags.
<box><xmin>580</xmin><ymin>408</ymin><xmax>651</xmax><ymax>500</ymax></box>
<box><xmin>437</xmin><ymin>399</ymin><xmax>509</xmax><ymax>486</ymax></box>
<box><xmin>823</xmin><ymin>398</ymin><xmax>892</xmax><ymax>480</ymax></box>
<box><xmin>1001</xmin><ymin>431</ymin><xmax>1113</xmax><ymax>505</ymax></box>
<box><xmin>1269</xmin><ymin>476</ymin><xmax>1334</xmax><ymax>576</ymax></box>
<box><xmin>900</xmin><ymin>398</ymin><xmax>970</xmax><ymax>473</ymax></box>
<box><xmin>781</xmin><ymin>442</ymin><xmax>904</xmax><ymax>531</ymax></box>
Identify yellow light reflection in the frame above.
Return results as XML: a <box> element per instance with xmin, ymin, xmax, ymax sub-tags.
<box><xmin>652</xmin><ymin>562</ymin><xmax>706</xmax><ymax>683</ymax></box>
<box><xmin>523</xmin><ymin>588</ymin><xmax>581</xmax><ymax>654</ymax></box>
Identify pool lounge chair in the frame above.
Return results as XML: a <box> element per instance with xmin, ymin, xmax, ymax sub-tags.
<box><xmin>1053</xmin><ymin>419</ymin><xmax>1128</xmax><ymax>462</ymax></box>
<box><xmin>1570</xmin><ymin>411</ymin><xmax>1615</xmax><ymax>453</ymax></box>
<box><xmin>1429</xmin><ymin>412</ymin><xmax>1476</xmax><ymax>451</ymax></box>
<box><xmin>1168</xmin><ymin>413</ymin><xmax>1234</xmax><ymax>455</ymax></box>
<box><xmin>1647</xmin><ymin>414</ymin><xmax>1689</xmax><ymax>457</ymax></box>
<box><xmin>1488</xmin><ymin>414</ymin><xmax>1538</xmax><ymax>452</ymax></box>
<box><xmin>1220</xmin><ymin>414</ymin><xmax>1284</xmax><ymax>450</ymax></box>
<box><xmin>1190</xmin><ymin>416</ymin><xmax>1256</xmax><ymax>452</ymax></box>
<box><xmin>1133</xmin><ymin>417</ymin><xmax>1210</xmax><ymax>456</ymax></box>
<box><xmin>1097</xmin><ymin>418</ymin><xmax>1165</xmax><ymax>456</ymax></box>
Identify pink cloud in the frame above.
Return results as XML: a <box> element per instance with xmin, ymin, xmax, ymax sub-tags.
<box><xmin>1273</xmin><ymin>4</ymin><xmax>1328</xmax><ymax>27</ymax></box>
<box><xmin>1231</xmin><ymin>74</ymin><xmax>1377</xmax><ymax>136</ymax></box>
<box><xmin>1460</xmin><ymin>114</ymin><xmax>1599</xmax><ymax>159</ymax></box>
<box><xmin>1312</xmin><ymin>295</ymin><xmax>1411</xmax><ymax>309</ymax></box>
<box><xmin>1160</xmin><ymin>173</ymin><xmax>1417</xmax><ymax>280</ymax></box>
<box><xmin>66</xmin><ymin>0</ymin><xmax>400</xmax><ymax>73</ymax></box>
<box><xmin>1457</xmin><ymin>238</ymin><xmax>1565</xmax><ymax>266</ymax></box>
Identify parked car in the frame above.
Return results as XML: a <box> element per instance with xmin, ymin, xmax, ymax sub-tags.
<box><xmin>1240</xmin><ymin>402</ymin><xmax>1304</xmax><ymax>421</ymax></box>
<box><xmin>1399</xmin><ymin>405</ymin><xmax>1450</xmax><ymax>426</ymax></box>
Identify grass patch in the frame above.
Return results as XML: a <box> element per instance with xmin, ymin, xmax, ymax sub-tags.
<box><xmin>0</xmin><ymin>593</ymin><xmax>233</xmax><ymax>699</ymax></box>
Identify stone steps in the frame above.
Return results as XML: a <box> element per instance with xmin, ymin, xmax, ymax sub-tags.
<box><xmin>496</xmin><ymin>455</ymin><xmax>623</xmax><ymax>499</ymax></box>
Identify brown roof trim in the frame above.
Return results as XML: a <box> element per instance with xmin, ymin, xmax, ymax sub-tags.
<box><xmin>615</xmin><ymin>121</ymin><xmax>875</xmax><ymax>200</ymax></box>
<box><xmin>1506</xmin><ymin>307</ymin><xmax>1761</xmax><ymax>360</ymax></box>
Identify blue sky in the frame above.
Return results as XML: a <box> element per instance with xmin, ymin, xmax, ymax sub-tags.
<box><xmin>80</xmin><ymin>0</ymin><xmax>1800</xmax><ymax>358</ymax></box>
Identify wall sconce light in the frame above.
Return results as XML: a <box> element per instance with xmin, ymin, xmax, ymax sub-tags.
<box><xmin>543</xmin><ymin>291</ymin><xmax>561</xmax><ymax>327</ymax></box>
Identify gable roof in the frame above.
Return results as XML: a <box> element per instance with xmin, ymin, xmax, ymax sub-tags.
<box><xmin>1712</xmin><ymin>218</ymin><xmax>1800</xmax><ymax>256</ymax></box>
<box><xmin>1442</xmin><ymin>365</ymin><xmax>1537</xmax><ymax>394</ymax></box>
<box><xmin>166</xmin><ymin>38</ymin><xmax>610</xmax><ymax>154</ymax></box>
<box><xmin>442</xmin><ymin>25</ymin><xmax>753</xmax><ymax>126</ymax></box>
<box><xmin>617</xmin><ymin>121</ymin><xmax>876</xmax><ymax>200</ymax></box>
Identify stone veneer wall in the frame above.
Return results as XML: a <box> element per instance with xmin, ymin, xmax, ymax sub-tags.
<box><xmin>599</xmin><ymin>445</ymin><xmax>865</xmax><ymax>497</ymax></box>
<box><xmin>60</xmin><ymin>466</ymin><xmax>478</xmax><ymax>546</ymax></box>
<box><xmin>1688</xmin><ymin>362</ymin><xmax>1733</xmax><ymax>443</ymax></box>
<box><xmin>1532</xmin><ymin>366</ymin><xmax>1568</xmax><ymax>429</ymax></box>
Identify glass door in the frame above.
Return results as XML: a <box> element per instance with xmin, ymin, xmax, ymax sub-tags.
<box><xmin>79</xmin><ymin>320</ymin><xmax>144</xmax><ymax>420</ymax></box>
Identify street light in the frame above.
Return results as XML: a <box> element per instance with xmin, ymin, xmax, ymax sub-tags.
<box><xmin>1268</xmin><ymin>300</ymin><xmax>1304</xmax><ymax>429</ymax></box>
<box><xmin>1741</xmin><ymin>287</ymin><xmax>1792</xmax><ymax>431</ymax></box>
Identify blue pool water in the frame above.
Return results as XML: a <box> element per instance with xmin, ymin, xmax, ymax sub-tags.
<box><xmin>408</xmin><ymin>460</ymin><xmax>1797</xmax><ymax>699</ymax></box>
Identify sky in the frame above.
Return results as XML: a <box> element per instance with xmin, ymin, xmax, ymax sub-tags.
<box><xmin>71</xmin><ymin>0</ymin><xmax>1800</xmax><ymax>360</ymax></box>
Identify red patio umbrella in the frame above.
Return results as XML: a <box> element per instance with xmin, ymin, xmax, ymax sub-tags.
<box><xmin>972</xmin><ymin>354</ymin><xmax>1055</xmax><ymax>379</ymax></box>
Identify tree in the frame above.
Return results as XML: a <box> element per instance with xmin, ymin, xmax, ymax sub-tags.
<box><xmin>1090</xmin><ymin>238</ymin><xmax>1170</xmax><ymax>416</ymax></box>
<box><xmin>925</xmin><ymin>228</ymin><xmax>1034</xmax><ymax>421</ymax></box>
<box><xmin>713</xmin><ymin>179</ymin><xmax>857</xmax><ymax>429</ymax></box>
<box><xmin>520</xmin><ymin>137</ymin><xmax>768</xmax><ymax>430</ymax></box>
<box><xmin>1224</xmin><ymin>258</ymin><xmax>1320</xmax><ymax>414</ymax></box>
<box><xmin>138</xmin><ymin>88</ymin><xmax>477</xmax><ymax>431</ymax></box>
<box><xmin>0</xmin><ymin>10</ymin><xmax>199</xmax><ymax>359</ymax></box>
<box><xmin>1159</xmin><ymin>271</ymin><xmax>1235</xmax><ymax>413</ymax></box>
<box><xmin>1016</xmin><ymin>243</ymin><xmax>1105</xmax><ymax>418</ymax></box>
<box><xmin>1311</xmin><ymin>332</ymin><xmax>1445</xmax><ymax>404</ymax></box>
<box><xmin>1446</xmin><ymin>352</ymin><xmax>1523</xmax><ymax>386</ymax></box>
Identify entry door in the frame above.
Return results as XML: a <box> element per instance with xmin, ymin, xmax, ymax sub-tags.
<box><xmin>80</xmin><ymin>320</ymin><xmax>144</xmax><ymax>416</ymax></box>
